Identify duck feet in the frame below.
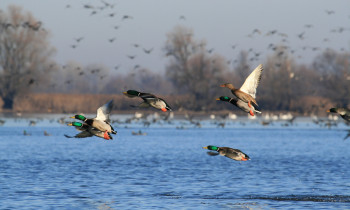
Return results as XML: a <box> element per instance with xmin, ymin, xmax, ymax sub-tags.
<box><xmin>249</xmin><ymin>110</ymin><xmax>254</xmax><ymax>116</ymax></box>
<box><xmin>248</xmin><ymin>101</ymin><xmax>252</xmax><ymax>108</ymax></box>
<box><xmin>103</xmin><ymin>131</ymin><xmax>110</xmax><ymax>140</ymax></box>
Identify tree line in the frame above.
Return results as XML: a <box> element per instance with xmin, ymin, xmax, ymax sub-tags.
<box><xmin>0</xmin><ymin>6</ymin><xmax>349</xmax><ymax>114</ymax></box>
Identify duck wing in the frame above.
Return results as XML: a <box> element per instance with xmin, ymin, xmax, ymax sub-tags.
<box><xmin>65</xmin><ymin>131</ymin><xmax>93</xmax><ymax>138</ymax></box>
<box><xmin>206</xmin><ymin>151</ymin><xmax>220</xmax><ymax>156</ymax></box>
<box><xmin>140</xmin><ymin>93</ymin><xmax>158</xmax><ymax>102</ymax></box>
<box><xmin>95</xmin><ymin>100</ymin><xmax>114</xmax><ymax>122</ymax></box>
<box><xmin>240</xmin><ymin>64</ymin><xmax>263</xmax><ymax>99</ymax></box>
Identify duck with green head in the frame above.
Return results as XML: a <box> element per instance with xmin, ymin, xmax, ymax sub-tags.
<box><xmin>66</xmin><ymin>122</ymin><xmax>113</xmax><ymax>140</ymax></box>
<box><xmin>203</xmin><ymin>145</ymin><xmax>250</xmax><ymax>161</ymax></box>
<box><xmin>70</xmin><ymin>100</ymin><xmax>117</xmax><ymax>139</ymax></box>
<box><xmin>123</xmin><ymin>90</ymin><xmax>172</xmax><ymax>112</ymax></box>
<box><xmin>327</xmin><ymin>107</ymin><xmax>350</xmax><ymax>122</ymax></box>
<box><xmin>221</xmin><ymin>64</ymin><xmax>263</xmax><ymax>108</ymax></box>
<box><xmin>216</xmin><ymin>96</ymin><xmax>261</xmax><ymax>116</ymax></box>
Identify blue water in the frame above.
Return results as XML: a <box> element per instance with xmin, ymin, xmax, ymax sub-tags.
<box><xmin>0</xmin><ymin>116</ymin><xmax>349</xmax><ymax>209</ymax></box>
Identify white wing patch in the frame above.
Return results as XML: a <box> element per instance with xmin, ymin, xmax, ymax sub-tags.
<box><xmin>95</xmin><ymin>100</ymin><xmax>113</xmax><ymax>122</ymax></box>
<box><xmin>240</xmin><ymin>64</ymin><xmax>263</xmax><ymax>98</ymax></box>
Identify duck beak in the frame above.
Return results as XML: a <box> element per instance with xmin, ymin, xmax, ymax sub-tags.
<box><xmin>70</xmin><ymin>116</ymin><xmax>75</xmax><ymax>119</ymax></box>
<box><xmin>216</xmin><ymin>98</ymin><xmax>220</xmax><ymax>100</ymax></box>
<box><xmin>202</xmin><ymin>146</ymin><xmax>208</xmax><ymax>149</ymax></box>
<box><xmin>326</xmin><ymin>110</ymin><xmax>330</xmax><ymax>112</ymax></box>
<box><xmin>67</xmin><ymin>123</ymin><xmax>73</xmax><ymax>126</ymax></box>
<box><xmin>220</xmin><ymin>84</ymin><xmax>225</xmax><ymax>87</ymax></box>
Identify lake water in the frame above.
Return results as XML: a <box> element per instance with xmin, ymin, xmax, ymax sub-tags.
<box><xmin>0</xmin><ymin>114</ymin><xmax>350</xmax><ymax>209</ymax></box>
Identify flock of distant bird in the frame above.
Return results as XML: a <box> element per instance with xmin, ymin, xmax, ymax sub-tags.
<box><xmin>61</xmin><ymin>2</ymin><xmax>350</xmax><ymax>73</ymax></box>
<box><xmin>65</xmin><ymin>64</ymin><xmax>350</xmax><ymax>161</ymax></box>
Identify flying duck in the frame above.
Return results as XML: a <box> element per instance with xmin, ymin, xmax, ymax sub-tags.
<box><xmin>203</xmin><ymin>145</ymin><xmax>250</xmax><ymax>161</ymax></box>
<box><xmin>327</xmin><ymin>107</ymin><xmax>350</xmax><ymax>122</ymax></box>
<box><xmin>66</xmin><ymin>122</ymin><xmax>113</xmax><ymax>140</ymax></box>
<box><xmin>221</xmin><ymin>64</ymin><xmax>263</xmax><ymax>108</ymax></box>
<box><xmin>216</xmin><ymin>96</ymin><xmax>261</xmax><ymax>116</ymax></box>
<box><xmin>70</xmin><ymin>100</ymin><xmax>117</xmax><ymax>139</ymax></box>
<box><xmin>123</xmin><ymin>90</ymin><xmax>172</xmax><ymax>112</ymax></box>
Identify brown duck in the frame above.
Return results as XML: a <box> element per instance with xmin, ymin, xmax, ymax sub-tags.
<box><xmin>221</xmin><ymin>64</ymin><xmax>263</xmax><ymax>108</ymax></box>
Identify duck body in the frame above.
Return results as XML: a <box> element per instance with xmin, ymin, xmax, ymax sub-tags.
<box><xmin>221</xmin><ymin>64</ymin><xmax>263</xmax><ymax>108</ymax></box>
<box><xmin>69</xmin><ymin>100</ymin><xmax>117</xmax><ymax>139</ymax></box>
<box><xmin>327</xmin><ymin>108</ymin><xmax>350</xmax><ymax>122</ymax></box>
<box><xmin>216</xmin><ymin>96</ymin><xmax>261</xmax><ymax>116</ymax></box>
<box><xmin>66</xmin><ymin>122</ymin><xmax>113</xmax><ymax>140</ymax></box>
<box><xmin>76</xmin><ymin>116</ymin><xmax>116</xmax><ymax>134</ymax></box>
<box><xmin>221</xmin><ymin>83</ymin><xmax>258</xmax><ymax>107</ymax></box>
<box><xmin>123</xmin><ymin>90</ymin><xmax>172</xmax><ymax>112</ymax></box>
<box><xmin>203</xmin><ymin>145</ymin><xmax>250</xmax><ymax>161</ymax></box>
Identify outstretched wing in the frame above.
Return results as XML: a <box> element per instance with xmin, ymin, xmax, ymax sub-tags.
<box><xmin>95</xmin><ymin>100</ymin><xmax>113</xmax><ymax>122</ymax></box>
<box><xmin>140</xmin><ymin>93</ymin><xmax>158</xmax><ymax>102</ymax></box>
<box><xmin>64</xmin><ymin>131</ymin><xmax>93</xmax><ymax>138</ymax></box>
<box><xmin>240</xmin><ymin>64</ymin><xmax>263</xmax><ymax>99</ymax></box>
<box><xmin>206</xmin><ymin>151</ymin><xmax>220</xmax><ymax>156</ymax></box>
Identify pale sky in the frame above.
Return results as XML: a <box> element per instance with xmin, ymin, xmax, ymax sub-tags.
<box><xmin>1</xmin><ymin>0</ymin><xmax>349</xmax><ymax>74</ymax></box>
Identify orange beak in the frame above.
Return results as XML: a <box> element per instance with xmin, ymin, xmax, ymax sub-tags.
<box><xmin>220</xmin><ymin>84</ymin><xmax>225</xmax><ymax>87</ymax></box>
<box><xmin>161</xmin><ymin>108</ymin><xmax>167</xmax><ymax>112</ymax></box>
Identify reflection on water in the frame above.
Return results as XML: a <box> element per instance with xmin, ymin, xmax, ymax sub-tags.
<box><xmin>0</xmin><ymin>115</ymin><xmax>349</xmax><ymax>209</ymax></box>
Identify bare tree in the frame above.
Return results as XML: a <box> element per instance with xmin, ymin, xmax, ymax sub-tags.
<box><xmin>230</xmin><ymin>51</ymin><xmax>251</xmax><ymax>86</ymax></box>
<box><xmin>313</xmin><ymin>49</ymin><xmax>350</xmax><ymax>107</ymax></box>
<box><xmin>164</xmin><ymin>25</ymin><xmax>229</xmax><ymax>111</ymax></box>
<box><xmin>259</xmin><ymin>46</ymin><xmax>297</xmax><ymax>110</ymax></box>
<box><xmin>0</xmin><ymin>5</ymin><xmax>56</xmax><ymax>109</ymax></box>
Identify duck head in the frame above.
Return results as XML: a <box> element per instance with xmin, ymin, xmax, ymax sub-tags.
<box><xmin>216</xmin><ymin>96</ymin><xmax>231</xmax><ymax>102</ymax></box>
<box><xmin>220</xmin><ymin>83</ymin><xmax>235</xmax><ymax>90</ymax></box>
<box><xmin>67</xmin><ymin>122</ymin><xmax>83</xmax><ymax>127</ymax></box>
<box><xmin>241</xmin><ymin>154</ymin><xmax>250</xmax><ymax>161</ymax></box>
<box><xmin>203</xmin><ymin>145</ymin><xmax>219</xmax><ymax>151</ymax></box>
<box><xmin>71</xmin><ymin>114</ymin><xmax>86</xmax><ymax>121</ymax></box>
<box><xmin>123</xmin><ymin>90</ymin><xmax>140</xmax><ymax>97</ymax></box>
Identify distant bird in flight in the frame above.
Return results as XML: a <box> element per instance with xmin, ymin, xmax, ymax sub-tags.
<box><xmin>298</xmin><ymin>32</ymin><xmax>305</xmax><ymax>40</ymax></box>
<box><xmin>325</xmin><ymin>10</ymin><xmax>335</xmax><ymax>15</ymax></box>
<box><xmin>122</xmin><ymin>15</ymin><xmax>133</xmax><ymax>20</ymax></box>
<box><xmin>75</xmin><ymin>37</ymin><xmax>84</xmax><ymax>42</ymax></box>
<box><xmin>252</xmin><ymin>28</ymin><xmax>262</xmax><ymax>35</ymax></box>
<box><xmin>127</xmin><ymin>55</ymin><xmax>136</xmax><ymax>59</ymax></box>
<box><xmin>143</xmin><ymin>48</ymin><xmax>153</xmax><ymax>54</ymax></box>
<box><xmin>108</xmin><ymin>37</ymin><xmax>116</xmax><ymax>43</ymax></box>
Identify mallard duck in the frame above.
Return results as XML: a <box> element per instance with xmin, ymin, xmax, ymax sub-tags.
<box><xmin>216</xmin><ymin>96</ymin><xmax>261</xmax><ymax>116</ymax></box>
<box><xmin>123</xmin><ymin>90</ymin><xmax>172</xmax><ymax>112</ymax></box>
<box><xmin>221</xmin><ymin>64</ymin><xmax>263</xmax><ymax>108</ymax></box>
<box><xmin>327</xmin><ymin>108</ymin><xmax>350</xmax><ymax>122</ymax></box>
<box><xmin>203</xmin><ymin>145</ymin><xmax>250</xmax><ymax>161</ymax></box>
<box><xmin>66</xmin><ymin>122</ymin><xmax>112</xmax><ymax>140</ymax></box>
<box><xmin>70</xmin><ymin>100</ymin><xmax>117</xmax><ymax>139</ymax></box>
